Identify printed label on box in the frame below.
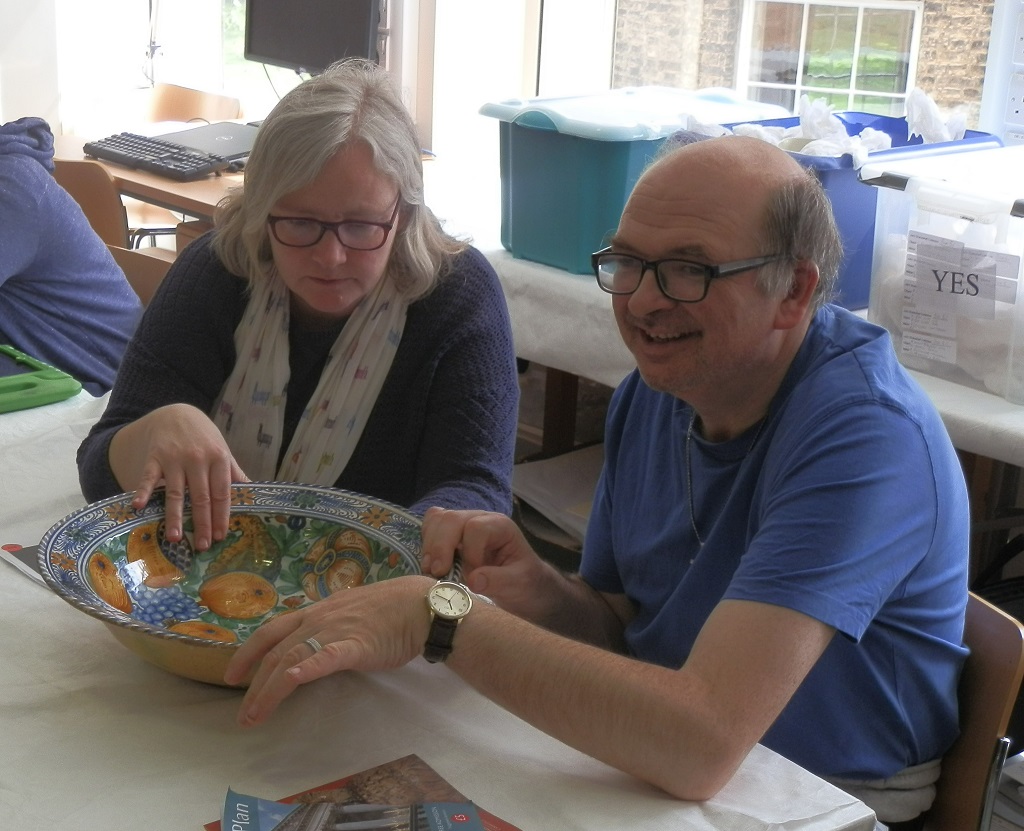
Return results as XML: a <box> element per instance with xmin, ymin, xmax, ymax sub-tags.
<box><xmin>900</xmin><ymin>331</ymin><xmax>958</xmax><ymax>364</ymax></box>
<box><xmin>900</xmin><ymin>306</ymin><xmax>957</xmax><ymax>339</ymax></box>
<box><xmin>997</xmin><ymin>275</ymin><xmax>1020</xmax><ymax>305</ymax></box>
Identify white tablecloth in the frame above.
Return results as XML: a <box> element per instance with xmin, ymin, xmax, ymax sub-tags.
<box><xmin>482</xmin><ymin>248</ymin><xmax>1024</xmax><ymax>469</ymax></box>
<box><xmin>485</xmin><ymin>249</ymin><xmax>637</xmax><ymax>390</ymax></box>
<box><xmin>0</xmin><ymin>394</ymin><xmax>874</xmax><ymax>831</ymax></box>
<box><xmin>908</xmin><ymin>371</ymin><xmax>1024</xmax><ymax>468</ymax></box>
<box><xmin>424</xmin><ymin>155</ymin><xmax>637</xmax><ymax>391</ymax></box>
<box><xmin>0</xmin><ymin>568</ymin><xmax>875</xmax><ymax>831</ymax></box>
<box><xmin>0</xmin><ymin>391</ymin><xmax>109</xmax><ymax>549</ymax></box>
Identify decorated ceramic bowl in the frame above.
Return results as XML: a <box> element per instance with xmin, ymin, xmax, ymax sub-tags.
<box><xmin>38</xmin><ymin>483</ymin><xmax>422</xmax><ymax>686</ymax></box>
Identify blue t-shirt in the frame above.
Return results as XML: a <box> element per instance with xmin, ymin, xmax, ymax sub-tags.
<box><xmin>582</xmin><ymin>304</ymin><xmax>969</xmax><ymax>780</ymax></box>
<box><xmin>0</xmin><ymin>152</ymin><xmax>141</xmax><ymax>395</ymax></box>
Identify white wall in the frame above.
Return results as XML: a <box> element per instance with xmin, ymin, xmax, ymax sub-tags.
<box><xmin>424</xmin><ymin>0</ymin><xmax>615</xmax><ymax>240</ymax></box>
<box><xmin>420</xmin><ymin>0</ymin><xmax>539</xmax><ymax>245</ymax></box>
<box><xmin>1</xmin><ymin>0</ymin><xmax>222</xmax><ymax>133</ymax></box>
<box><xmin>0</xmin><ymin>0</ymin><xmax>60</xmax><ymax>125</ymax></box>
<box><xmin>537</xmin><ymin>0</ymin><xmax>615</xmax><ymax>96</ymax></box>
<box><xmin>54</xmin><ymin>0</ymin><xmax>152</xmax><ymax>136</ymax></box>
<box><xmin>0</xmin><ymin>0</ymin><xmax>612</xmax><ymax>219</ymax></box>
<box><xmin>149</xmin><ymin>0</ymin><xmax>223</xmax><ymax>90</ymax></box>
<box><xmin>1</xmin><ymin>0</ymin><xmax>614</xmax><ymax>130</ymax></box>
<box><xmin>56</xmin><ymin>0</ymin><xmax>223</xmax><ymax>136</ymax></box>
<box><xmin>979</xmin><ymin>0</ymin><xmax>1024</xmax><ymax>144</ymax></box>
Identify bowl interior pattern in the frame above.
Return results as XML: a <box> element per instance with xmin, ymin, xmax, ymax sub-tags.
<box><xmin>39</xmin><ymin>483</ymin><xmax>422</xmax><ymax>650</ymax></box>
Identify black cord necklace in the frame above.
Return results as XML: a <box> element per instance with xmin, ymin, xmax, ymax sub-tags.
<box><xmin>685</xmin><ymin>412</ymin><xmax>769</xmax><ymax>548</ymax></box>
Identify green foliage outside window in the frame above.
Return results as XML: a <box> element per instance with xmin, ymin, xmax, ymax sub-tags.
<box><xmin>804</xmin><ymin>50</ymin><xmax>909</xmax><ymax>94</ymax></box>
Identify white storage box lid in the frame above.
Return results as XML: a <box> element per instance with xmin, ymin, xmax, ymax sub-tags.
<box><xmin>479</xmin><ymin>86</ymin><xmax>789</xmax><ymax>142</ymax></box>
<box><xmin>860</xmin><ymin>144</ymin><xmax>1024</xmax><ymax>214</ymax></box>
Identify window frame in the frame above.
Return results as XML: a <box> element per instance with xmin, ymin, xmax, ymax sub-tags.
<box><xmin>735</xmin><ymin>0</ymin><xmax>924</xmax><ymax>114</ymax></box>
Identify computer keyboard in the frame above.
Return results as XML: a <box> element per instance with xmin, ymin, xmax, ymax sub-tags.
<box><xmin>83</xmin><ymin>132</ymin><xmax>230</xmax><ymax>181</ymax></box>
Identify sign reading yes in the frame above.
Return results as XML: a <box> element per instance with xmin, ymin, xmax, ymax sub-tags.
<box><xmin>930</xmin><ymin>269</ymin><xmax>981</xmax><ymax>296</ymax></box>
<box><xmin>904</xmin><ymin>231</ymin><xmax>1018</xmax><ymax>321</ymax></box>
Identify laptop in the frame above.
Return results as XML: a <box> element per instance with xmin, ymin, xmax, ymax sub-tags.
<box><xmin>153</xmin><ymin>121</ymin><xmax>259</xmax><ymax>161</ymax></box>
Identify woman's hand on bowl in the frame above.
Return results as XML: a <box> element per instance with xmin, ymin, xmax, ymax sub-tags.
<box><xmin>109</xmin><ymin>403</ymin><xmax>249</xmax><ymax>549</ymax></box>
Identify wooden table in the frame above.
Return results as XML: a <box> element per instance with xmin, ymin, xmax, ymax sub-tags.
<box><xmin>53</xmin><ymin>134</ymin><xmax>242</xmax><ymax>223</ymax></box>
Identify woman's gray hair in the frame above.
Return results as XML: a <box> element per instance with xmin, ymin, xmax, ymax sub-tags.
<box><xmin>756</xmin><ymin>169</ymin><xmax>843</xmax><ymax>312</ymax></box>
<box><xmin>213</xmin><ymin>58</ymin><xmax>465</xmax><ymax>301</ymax></box>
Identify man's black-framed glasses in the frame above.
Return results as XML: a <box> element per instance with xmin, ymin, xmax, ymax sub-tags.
<box><xmin>268</xmin><ymin>198</ymin><xmax>402</xmax><ymax>251</ymax></box>
<box><xmin>591</xmin><ymin>247</ymin><xmax>789</xmax><ymax>303</ymax></box>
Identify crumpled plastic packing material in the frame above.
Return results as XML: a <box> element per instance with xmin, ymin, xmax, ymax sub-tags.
<box><xmin>684</xmin><ymin>89</ymin><xmax>965</xmax><ymax>169</ymax></box>
<box><xmin>904</xmin><ymin>87</ymin><xmax>967</xmax><ymax>144</ymax></box>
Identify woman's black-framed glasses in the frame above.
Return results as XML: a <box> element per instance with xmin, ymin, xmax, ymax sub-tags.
<box><xmin>591</xmin><ymin>247</ymin><xmax>789</xmax><ymax>303</ymax></box>
<box><xmin>268</xmin><ymin>198</ymin><xmax>402</xmax><ymax>251</ymax></box>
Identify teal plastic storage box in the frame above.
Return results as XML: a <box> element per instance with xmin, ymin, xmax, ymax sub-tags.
<box><xmin>480</xmin><ymin>87</ymin><xmax>789</xmax><ymax>275</ymax></box>
<box><xmin>724</xmin><ymin>112</ymin><xmax>1001</xmax><ymax>309</ymax></box>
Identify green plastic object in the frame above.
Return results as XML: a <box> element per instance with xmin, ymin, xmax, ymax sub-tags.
<box><xmin>0</xmin><ymin>345</ymin><xmax>82</xmax><ymax>414</ymax></box>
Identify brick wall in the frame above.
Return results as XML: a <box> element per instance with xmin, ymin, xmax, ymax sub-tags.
<box><xmin>915</xmin><ymin>0</ymin><xmax>995</xmax><ymax>126</ymax></box>
<box><xmin>613</xmin><ymin>0</ymin><xmax>705</xmax><ymax>89</ymax></box>
<box><xmin>612</xmin><ymin>0</ymin><xmax>993</xmax><ymax>127</ymax></box>
<box><xmin>697</xmin><ymin>0</ymin><xmax>742</xmax><ymax>89</ymax></box>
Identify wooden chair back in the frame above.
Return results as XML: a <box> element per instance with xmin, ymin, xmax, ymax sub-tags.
<box><xmin>923</xmin><ymin>592</ymin><xmax>1024</xmax><ymax>831</ymax></box>
<box><xmin>146</xmin><ymin>83</ymin><xmax>242</xmax><ymax>123</ymax></box>
<box><xmin>127</xmin><ymin>82</ymin><xmax>241</xmax><ymax>248</ymax></box>
<box><xmin>106</xmin><ymin>245</ymin><xmax>176</xmax><ymax>307</ymax></box>
<box><xmin>52</xmin><ymin>158</ymin><xmax>130</xmax><ymax>248</ymax></box>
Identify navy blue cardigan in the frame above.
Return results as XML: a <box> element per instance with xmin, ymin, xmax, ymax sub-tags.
<box><xmin>77</xmin><ymin>233</ymin><xmax>520</xmax><ymax>516</ymax></box>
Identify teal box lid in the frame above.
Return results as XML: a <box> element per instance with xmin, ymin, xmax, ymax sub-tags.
<box><xmin>480</xmin><ymin>86</ymin><xmax>789</xmax><ymax>142</ymax></box>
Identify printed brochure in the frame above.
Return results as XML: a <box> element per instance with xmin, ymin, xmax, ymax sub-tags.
<box><xmin>204</xmin><ymin>754</ymin><xmax>519</xmax><ymax>831</ymax></box>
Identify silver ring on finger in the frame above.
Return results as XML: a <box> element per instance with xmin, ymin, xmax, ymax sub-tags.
<box><xmin>304</xmin><ymin>637</ymin><xmax>324</xmax><ymax>654</ymax></box>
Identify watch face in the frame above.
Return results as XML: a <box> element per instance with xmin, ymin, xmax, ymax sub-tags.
<box><xmin>428</xmin><ymin>581</ymin><xmax>473</xmax><ymax>620</ymax></box>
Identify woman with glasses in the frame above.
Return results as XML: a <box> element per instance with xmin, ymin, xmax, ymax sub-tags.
<box><xmin>77</xmin><ymin>59</ymin><xmax>519</xmax><ymax>552</ymax></box>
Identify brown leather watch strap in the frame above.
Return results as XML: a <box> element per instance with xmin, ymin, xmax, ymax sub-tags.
<box><xmin>424</xmin><ymin>615</ymin><xmax>459</xmax><ymax>663</ymax></box>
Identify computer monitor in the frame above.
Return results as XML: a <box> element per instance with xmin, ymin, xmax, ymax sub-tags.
<box><xmin>244</xmin><ymin>0</ymin><xmax>382</xmax><ymax>75</ymax></box>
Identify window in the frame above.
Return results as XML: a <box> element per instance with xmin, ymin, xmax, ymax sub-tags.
<box><xmin>737</xmin><ymin>0</ymin><xmax>922</xmax><ymax>115</ymax></box>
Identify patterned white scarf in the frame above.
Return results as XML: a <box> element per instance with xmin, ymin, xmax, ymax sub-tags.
<box><xmin>212</xmin><ymin>274</ymin><xmax>407</xmax><ymax>483</ymax></box>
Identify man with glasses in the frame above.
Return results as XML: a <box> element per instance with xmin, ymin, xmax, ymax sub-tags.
<box><xmin>230</xmin><ymin>135</ymin><xmax>967</xmax><ymax>831</ymax></box>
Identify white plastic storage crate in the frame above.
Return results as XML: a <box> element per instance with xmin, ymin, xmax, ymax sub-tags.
<box><xmin>479</xmin><ymin>87</ymin><xmax>789</xmax><ymax>275</ymax></box>
<box><xmin>722</xmin><ymin>113</ymin><xmax>1001</xmax><ymax>309</ymax></box>
<box><xmin>861</xmin><ymin>145</ymin><xmax>1024</xmax><ymax>403</ymax></box>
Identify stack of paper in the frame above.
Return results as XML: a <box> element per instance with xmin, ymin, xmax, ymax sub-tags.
<box><xmin>511</xmin><ymin>443</ymin><xmax>604</xmax><ymax>542</ymax></box>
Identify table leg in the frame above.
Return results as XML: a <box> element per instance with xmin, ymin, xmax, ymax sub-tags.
<box><xmin>541</xmin><ymin>368</ymin><xmax>579</xmax><ymax>458</ymax></box>
<box><xmin>962</xmin><ymin>450</ymin><xmax>1024</xmax><ymax>587</ymax></box>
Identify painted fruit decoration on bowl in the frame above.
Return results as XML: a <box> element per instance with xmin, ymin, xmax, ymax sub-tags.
<box><xmin>38</xmin><ymin>483</ymin><xmax>422</xmax><ymax>686</ymax></box>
